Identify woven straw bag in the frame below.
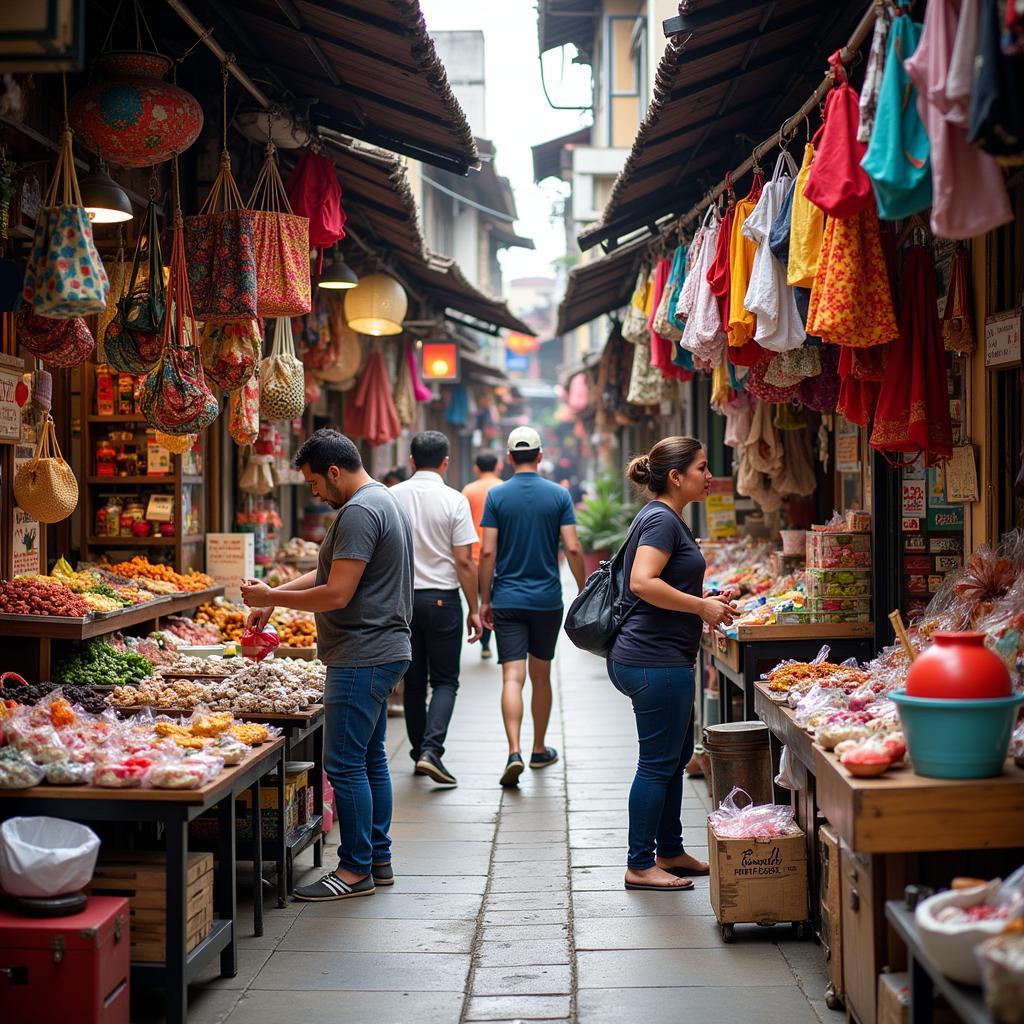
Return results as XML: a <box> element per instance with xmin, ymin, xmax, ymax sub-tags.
<box><xmin>14</xmin><ymin>414</ymin><xmax>78</xmax><ymax>523</ymax></box>
<box><xmin>155</xmin><ymin>431</ymin><xmax>196</xmax><ymax>455</ymax></box>
<box><xmin>260</xmin><ymin>316</ymin><xmax>305</xmax><ymax>420</ymax></box>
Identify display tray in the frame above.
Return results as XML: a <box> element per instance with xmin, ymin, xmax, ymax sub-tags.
<box><xmin>275</xmin><ymin>646</ymin><xmax>316</xmax><ymax>661</ymax></box>
<box><xmin>108</xmin><ymin>704</ymin><xmax>324</xmax><ymax>722</ymax></box>
<box><xmin>735</xmin><ymin>622</ymin><xmax>874</xmax><ymax>641</ymax></box>
<box><xmin>0</xmin><ymin>612</ymin><xmax>94</xmax><ymax>624</ymax></box>
<box><xmin>154</xmin><ymin>669</ymin><xmax>240</xmax><ymax>680</ymax></box>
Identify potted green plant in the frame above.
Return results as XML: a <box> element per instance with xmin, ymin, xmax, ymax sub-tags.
<box><xmin>576</xmin><ymin>473</ymin><xmax>635</xmax><ymax>577</ymax></box>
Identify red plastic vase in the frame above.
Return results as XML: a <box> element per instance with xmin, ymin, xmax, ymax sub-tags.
<box><xmin>906</xmin><ymin>631</ymin><xmax>1012</xmax><ymax>699</ymax></box>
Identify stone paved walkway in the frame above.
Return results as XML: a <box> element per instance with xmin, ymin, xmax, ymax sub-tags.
<box><xmin>181</xmin><ymin>635</ymin><xmax>843</xmax><ymax>1024</ymax></box>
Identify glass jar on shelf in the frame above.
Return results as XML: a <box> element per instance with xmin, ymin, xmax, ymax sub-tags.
<box><xmin>104</xmin><ymin>498</ymin><xmax>123</xmax><ymax>538</ymax></box>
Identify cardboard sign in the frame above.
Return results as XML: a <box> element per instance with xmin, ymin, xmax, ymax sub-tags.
<box><xmin>11</xmin><ymin>443</ymin><xmax>40</xmax><ymax>576</ymax></box>
<box><xmin>0</xmin><ymin>358</ymin><xmax>23</xmax><ymax>444</ymax></box>
<box><xmin>206</xmin><ymin>533</ymin><xmax>255</xmax><ymax>602</ymax></box>
<box><xmin>945</xmin><ymin>445</ymin><xmax>979</xmax><ymax>503</ymax></box>
<box><xmin>902</xmin><ymin>481</ymin><xmax>926</xmax><ymax>517</ymax></box>
<box><xmin>985</xmin><ymin>308</ymin><xmax>1022</xmax><ymax>368</ymax></box>
<box><xmin>706</xmin><ymin>478</ymin><xmax>737</xmax><ymax>540</ymax></box>
<box><xmin>835</xmin><ymin>418</ymin><xmax>860</xmax><ymax>474</ymax></box>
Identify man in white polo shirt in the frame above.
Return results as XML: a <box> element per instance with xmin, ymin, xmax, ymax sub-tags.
<box><xmin>391</xmin><ymin>431</ymin><xmax>482</xmax><ymax>786</ymax></box>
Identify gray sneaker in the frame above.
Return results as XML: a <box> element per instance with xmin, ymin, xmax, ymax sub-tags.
<box><xmin>292</xmin><ymin>872</ymin><xmax>375</xmax><ymax>902</ymax></box>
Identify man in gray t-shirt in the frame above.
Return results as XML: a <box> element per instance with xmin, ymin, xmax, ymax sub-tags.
<box><xmin>241</xmin><ymin>429</ymin><xmax>412</xmax><ymax>903</ymax></box>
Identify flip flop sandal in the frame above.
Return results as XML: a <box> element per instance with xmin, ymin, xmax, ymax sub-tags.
<box><xmin>624</xmin><ymin>879</ymin><xmax>695</xmax><ymax>892</ymax></box>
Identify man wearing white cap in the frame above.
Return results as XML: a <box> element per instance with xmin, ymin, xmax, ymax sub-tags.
<box><xmin>479</xmin><ymin>427</ymin><xmax>586</xmax><ymax>787</ymax></box>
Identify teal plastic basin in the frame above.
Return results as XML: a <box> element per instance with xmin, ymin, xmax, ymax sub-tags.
<box><xmin>889</xmin><ymin>691</ymin><xmax>1024</xmax><ymax>779</ymax></box>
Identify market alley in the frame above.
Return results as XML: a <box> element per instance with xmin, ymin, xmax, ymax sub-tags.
<box><xmin>179</xmin><ymin>632</ymin><xmax>840</xmax><ymax>1024</ymax></box>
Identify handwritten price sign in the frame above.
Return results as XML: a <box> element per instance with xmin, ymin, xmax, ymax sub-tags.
<box><xmin>902</xmin><ymin>482</ymin><xmax>926</xmax><ymax>517</ymax></box>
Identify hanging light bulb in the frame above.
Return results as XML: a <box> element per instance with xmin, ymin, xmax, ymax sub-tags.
<box><xmin>81</xmin><ymin>161</ymin><xmax>134</xmax><ymax>224</ymax></box>
<box><xmin>317</xmin><ymin>249</ymin><xmax>359</xmax><ymax>290</ymax></box>
<box><xmin>344</xmin><ymin>272</ymin><xmax>407</xmax><ymax>336</ymax></box>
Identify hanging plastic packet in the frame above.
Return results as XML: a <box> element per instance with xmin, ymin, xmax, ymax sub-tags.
<box><xmin>240</xmin><ymin>621</ymin><xmax>280</xmax><ymax>661</ymax></box>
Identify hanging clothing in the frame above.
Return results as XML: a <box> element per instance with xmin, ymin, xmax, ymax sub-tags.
<box><xmin>744</xmin><ymin>357</ymin><xmax>799</xmax><ymax>404</ymax></box>
<box><xmin>722</xmin><ymin>391</ymin><xmax>753</xmax><ymax>448</ymax></box>
<box><xmin>858</xmin><ymin>14</ymin><xmax>892</xmax><ymax>143</ymax></box>
<box><xmin>681</xmin><ymin>216</ymin><xmax>728</xmax><ymax>368</ymax></box>
<box><xmin>627</xmin><ymin>334</ymin><xmax>668</xmax><ymax>406</ymax></box>
<box><xmin>648</xmin><ymin>258</ymin><xmax>679</xmax><ymax>373</ymax></box>
<box><xmin>768</xmin><ymin>178</ymin><xmax>797</xmax><ymax>266</ymax></box>
<box><xmin>775</xmin><ymin>427</ymin><xmax>818</xmax><ymax>497</ymax></box>
<box><xmin>622</xmin><ymin>270</ymin><xmax>651</xmax><ymax>344</ymax></box>
<box><xmin>707</xmin><ymin>203</ymin><xmax>736</xmax><ymax>332</ymax></box>
<box><xmin>727</xmin><ymin>182</ymin><xmax>762</xmax><ymax>348</ymax></box>
<box><xmin>675</xmin><ymin>228</ymin><xmax>703</xmax><ymax>323</ymax></box>
<box><xmin>787</xmin><ymin>144</ymin><xmax>825</xmax><ymax>288</ymax></box>
<box><xmin>766</xmin><ymin>346</ymin><xmax>821</xmax><ymax>386</ymax></box>
<box><xmin>666</xmin><ymin>244</ymin><xmax>689</xmax><ymax>332</ymax></box>
<box><xmin>862</xmin><ymin>8</ymin><xmax>932</xmax><ymax>220</ymax></box>
<box><xmin>737</xmin><ymin>400</ymin><xmax>785</xmax><ymax>513</ymax></box>
<box><xmin>870</xmin><ymin>246</ymin><xmax>953</xmax><ymax>465</ymax></box>
<box><xmin>968</xmin><ymin>0</ymin><xmax>1024</xmax><ymax>161</ymax></box>
<box><xmin>796</xmin><ymin>343</ymin><xmax>842</xmax><ymax>413</ymax></box>
<box><xmin>905</xmin><ymin>0</ymin><xmax>1014</xmax><ymax>239</ymax></box>
<box><xmin>947</xmin><ymin>0</ymin><xmax>982</xmax><ymax>122</ymax></box>
<box><xmin>837</xmin><ymin>343</ymin><xmax>884</xmax><ymax>427</ymax></box>
<box><xmin>806</xmin><ymin>202</ymin><xmax>899</xmax><ymax>348</ymax></box>
<box><xmin>742</xmin><ymin>151</ymin><xmax>806</xmax><ymax>353</ymax></box>
<box><xmin>803</xmin><ymin>54</ymin><xmax>874</xmax><ymax>218</ymax></box>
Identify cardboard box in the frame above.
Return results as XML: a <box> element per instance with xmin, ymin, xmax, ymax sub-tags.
<box><xmin>708</xmin><ymin>821</ymin><xmax>808</xmax><ymax>926</ymax></box>
<box><xmin>878</xmin><ymin>972</ymin><xmax>959</xmax><ymax>1024</ymax></box>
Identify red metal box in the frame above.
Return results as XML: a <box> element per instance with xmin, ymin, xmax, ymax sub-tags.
<box><xmin>0</xmin><ymin>895</ymin><xmax>130</xmax><ymax>1024</ymax></box>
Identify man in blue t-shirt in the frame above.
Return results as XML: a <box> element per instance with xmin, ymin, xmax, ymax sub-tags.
<box><xmin>479</xmin><ymin>427</ymin><xmax>586</xmax><ymax>787</ymax></box>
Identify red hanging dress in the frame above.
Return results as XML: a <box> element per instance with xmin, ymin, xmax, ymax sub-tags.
<box><xmin>707</xmin><ymin>204</ymin><xmax>735</xmax><ymax>332</ymax></box>
<box><xmin>869</xmin><ymin>245</ymin><xmax>953</xmax><ymax>465</ymax></box>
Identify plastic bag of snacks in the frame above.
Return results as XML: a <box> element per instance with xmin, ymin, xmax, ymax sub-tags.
<box><xmin>978</xmin><ymin>926</ymin><xmax>1024</xmax><ymax>1024</ymax></box>
<box><xmin>148</xmin><ymin>750</ymin><xmax>224</xmax><ymax>790</ymax></box>
<box><xmin>709</xmin><ymin>786</ymin><xmax>800</xmax><ymax>839</ymax></box>
<box><xmin>0</xmin><ymin>750</ymin><xmax>45</xmax><ymax>789</ymax></box>
<box><xmin>241</xmin><ymin>621</ymin><xmax>280</xmax><ymax>661</ymax></box>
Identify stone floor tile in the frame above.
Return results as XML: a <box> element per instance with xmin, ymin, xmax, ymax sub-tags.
<box><xmin>464</xmin><ymin>995</ymin><xmax>571</xmax><ymax>1020</ymax></box>
<box><xmin>391</xmin><ymin>807</ymin><xmax>499</xmax><ymax>823</ymax></box>
<box><xmin>278</xmin><ymin>917</ymin><xmax>476</xmax><ymax>953</ymax></box>
<box><xmin>190</xmin><ymin>948</ymin><xmax>273</xmax><ymax>991</ymax></box>
<box><xmin>573</xmin><ymin>914</ymin><xmax>723</xmax><ymax>949</ymax></box>
<box><xmin>571</xmin><ymin>890</ymin><xmax>718</xmax><ymax>919</ymax></box>
<box><xmin>225</xmin><ymin>989</ymin><xmax>465</xmax><ymax>1024</ymax></box>
<box><xmin>489</xmin><ymin>874</ymin><xmax>570</xmax><ymax>894</ymax></box>
<box><xmin>481</xmin><ymin>908</ymin><xmax>569</xmax><ymax>927</ymax></box>
<box><xmin>576</xmin><ymin>945</ymin><xmax>794</xmax><ymax>989</ymax></box>
<box><xmin>484</xmin><ymin>892</ymin><xmax>570</xmax><ymax>912</ymax></box>
<box><xmin>471</xmin><ymin>964</ymin><xmax>572</xmax><ymax>996</ymax></box>
<box><xmin>251</xmin><ymin>950</ymin><xmax>470</xmax><ymax>991</ymax></box>
<box><xmin>475</xmin><ymin>937</ymin><xmax>571</xmax><ymax>967</ymax></box>
<box><xmin>493</xmin><ymin>828</ymin><xmax>567</xmax><ymax>845</ymax></box>
<box><xmin>492</xmin><ymin>843</ymin><xmax>569</xmax><ymax>863</ymax></box>
<box><xmin>572</xmin><ymin>866</ymin><xmax>710</xmax><ymax>892</ymax></box>
<box><xmin>576</xmin><ymin>985</ymin><xmax>819</xmax><ymax>1024</ymax></box>
<box><xmin>479</xmin><ymin>923</ymin><xmax>569</xmax><ymax>942</ymax></box>
<box><xmin>298</xmin><ymin>892</ymin><xmax>481</xmax><ymax>919</ymax></box>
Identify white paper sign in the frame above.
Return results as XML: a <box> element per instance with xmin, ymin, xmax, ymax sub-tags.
<box><xmin>0</xmin><ymin>361</ymin><xmax>23</xmax><ymax>443</ymax></box>
<box><xmin>206</xmin><ymin>533</ymin><xmax>255</xmax><ymax>601</ymax></box>
<box><xmin>985</xmin><ymin>308</ymin><xmax>1022</xmax><ymax>368</ymax></box>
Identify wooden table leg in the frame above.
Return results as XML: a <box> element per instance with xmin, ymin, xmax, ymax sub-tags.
<box><xmin>249</xmin><ymin>778</ymin><xmax>263</xmax><ymax>938</ymax></box>
<box><xmin>216</xmin><ymin>793</ymin><xmax>238</xmax><ymax>978</ymax></box>
<box><xmin>276</xmin><ymin>745</ymin><xmax>288</xmax><ymax>907</ymax></box>
<box><xmin>164</xmin><ymin>809</ymin><xmax>188</xmax><ymax>1024</ymax></box>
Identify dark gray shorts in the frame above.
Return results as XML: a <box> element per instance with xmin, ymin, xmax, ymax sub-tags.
<box><xmin>493</xmin><ymin>607</ymin><xmax>564</xmax><ymax>664</ymax></box>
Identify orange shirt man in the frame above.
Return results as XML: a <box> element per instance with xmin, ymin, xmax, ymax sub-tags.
<box><xmin>462</xmin><ymin>452</ymin><xmax>503</xmax><ymax>656</ymax></box>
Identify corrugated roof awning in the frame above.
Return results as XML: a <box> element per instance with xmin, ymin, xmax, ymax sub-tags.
<box><xmin>532</xmin><ymin>126</ymin><xmax>591</xmax><ymax>183</ymax></box>
<box><xmin>577</xmin><ymin>0</ymin><xmax>867</xmax><ymax>251</ymax></box>
<box><xmin>538</xmin><ymin>0</ymin><xmax>601</xmax><ymax>56</ymax></box>
<box><xmin>324</xmin><ymin>141</ymin><xmax>533</xmax><ymax>336</ymax></box>
<box><xmin>555</xmin><ymin>237</ymin><xmax>646</xmax><ymax>335</ymax></box>
<box><xmin>177</xmin><ymin>0</ymin><xmax>479</xmax><ymax>175</ymax></box>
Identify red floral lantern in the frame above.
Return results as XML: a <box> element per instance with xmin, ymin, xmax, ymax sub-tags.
<box><xmin>69</xmin><ymin>52</ymin><xmax>203</xmax><ymax>168</ymax></box>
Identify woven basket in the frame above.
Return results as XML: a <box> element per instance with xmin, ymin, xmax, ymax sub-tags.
<box><xmin>155</xmin><ymin>431</ymin><xmax>195</xmax><ymax>455</ymax></box>
<box><xmin>260</xmin><ymin>316</ymin><xmax>305</xmax><ymax>420</ymax></box>
<box><xmin>13</xmin><ymin>415</ymin><xmax>78</xmax><ymax>523</ymax></box>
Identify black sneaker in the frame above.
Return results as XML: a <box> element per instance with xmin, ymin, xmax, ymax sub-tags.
<box><xmin>372</xmin><ymin>863</ymin><xmax>395</xmax><ymax>887</ymax></box>
<box><xmin>292</xmin><ymin>872</ymin><xmax>375</xmax><ymax>902</ymax></box>
<box><xmin>415</xmin><ymin>751</ymin><xmax>458</xmax><ymax>786</ymax></box>
<box><xmin>500</xmin><ymin>753</ymin><xmax>525</xmax><ymax>788</ymax></box>
<box><xmin>530</xmin><ymin>746</ymin><xmax>559</xmax><ymax>769</ymax></box>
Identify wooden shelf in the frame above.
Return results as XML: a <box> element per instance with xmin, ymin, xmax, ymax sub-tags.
<box><xmin>86</xmin><ymin>415</ymin><xmax>148</xmax><ymax>424</ymax></box>
<box><xmin>88</xmin><ymin>535</ymin><xmax>205</xmax><ymax>547</ymax></box>
<box><xmin>88</xmin><ymin>476</ymin><xmax>176</xmax><ymax>485</ymax></box>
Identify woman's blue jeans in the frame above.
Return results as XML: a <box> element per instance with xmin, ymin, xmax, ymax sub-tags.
<box><xmin>607</xmin><ymin>660</ymin><xmax>696</xmax><ymax>871</ymax></box>
<box><xmin>324</xmin><ymin>661</ymin><xmax>409</xmax><ymax>875</ymax></box>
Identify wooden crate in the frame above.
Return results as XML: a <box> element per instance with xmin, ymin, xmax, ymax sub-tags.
<box><xmin>819</xmin><ymin>824</ymin><xmax>844</xmax><ymax>1008</ymax></box>
<box><xmin>85</xmin><ymin>853</ymin><xmax>214</xmax><ymax>962</ymax></box>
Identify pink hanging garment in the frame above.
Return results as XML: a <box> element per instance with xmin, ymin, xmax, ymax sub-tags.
<box><xmin>904</xmin><ymin>0</ymin><xmax>1013</xmax><ymax>239</ymax></box>
<box><xmin>405</xmin><ymin>340</ymin><xmax>432</xmax><ymax>403</ymax></box>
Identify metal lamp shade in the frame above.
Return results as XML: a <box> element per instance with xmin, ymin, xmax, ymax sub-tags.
<box><xmin>344</xmin><ymin>272</ymin><xmax>407</xmax><ymax>336</ymax></box>
<box><xmin>318</xmin><ymin>252</ymin><xmax>359</xmax><ymax>290</ymax></box>
<box><xmin>81</xmin><ymin>166</ymin><xmax>134</xmax><ymax>223</ymax></box>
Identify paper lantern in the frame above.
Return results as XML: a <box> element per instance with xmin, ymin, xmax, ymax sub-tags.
<box><xmin>69</xmin><ymin>52</ymin><xmax>203</xmax><ymax>168</ymax></box>
<box><xmin>344</xmin><ymin>272</ymin><xmax>407</xmax><ymax>336</ymax></box>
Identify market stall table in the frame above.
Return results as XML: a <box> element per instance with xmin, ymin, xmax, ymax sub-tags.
<box><xmin>0</xmin><ymin>737</ymin><xmax>284</xmax><ymax>1024</ymax></box>
<box><xmin>885</xmin><ymin>901</ymin><xmax>991</xmax><ymax>1024</ymax></box>
<box><xmin>713</xmin><ymin>623</ymin><xmax>876</xmax><ymax>723</ymax></box>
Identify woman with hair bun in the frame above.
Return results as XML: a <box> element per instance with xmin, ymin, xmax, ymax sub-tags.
<box><xmin>610</xmin><ymin>436</ymin><xmax>736</xmax><ymax>892</ymax></box>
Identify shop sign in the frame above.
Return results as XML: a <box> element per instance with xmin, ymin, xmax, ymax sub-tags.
<box><xmin>11</xmin><ymin>443</ymin><xmax>40</xmax><ymax>577</ymax></box>
<box><xmin>935</xmin><ymin>554</ymin><xmax>962</xmax><ymax>573</ymax></box>
<box><xmin>206</xmin><ymin>533</ymin><xmax>255</xmax><ymax>602</ymax></box>
<box><xmin>420</xmin><ymin>342</ymin><xmax>460</xmax><ymax>383</ymax></box>
<box><xmin>985</xmin><ymin>308</ymin><xmax>1022</xmax><ymax>368</ymax></box>
<box><xmin>835</xmin><ymin>418</ymin><xmax>860</xmax><ymax>474</ymax></box>
<box><xmin>0</xmin><ymin>357</ymin><xmax>23</xmax><ymax>444</ymax></box>
<box><xmin>926</xmin><ymin>506</ymin><xmax>965</xmax><ymax>532</ymax></box>
<box><xmin>505</xmin><ymin>352</ymin><xmax>530</xmax><ymax>374</ymax></box>
<box><xmin>902</xmin><ymin>481</ymin><xmax>926</xmax><ymax>517</ymax></box>
<box><xmin>706</xmin><ymin>478</ymin><xmax>737</xmax><ymax>540</ymax></box>
<box><xmin>929</xmin><ymin>536</ymin><xmax>963</xmax><ymax>553</ymax></box>
<box><xmin>905</xmin><ymin>535</ymin><xmax>927</xmax><ymax>551</ymax></box>
<box><xmin>902</xmin><ymin>517</ymin><xmax>921</xmax><ymax>532</ymax></box>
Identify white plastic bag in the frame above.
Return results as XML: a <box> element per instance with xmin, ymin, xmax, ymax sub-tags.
<box><xmin>774</xmin><ymin>745</ymin><xmax>803</xmax><ymax>790</ymax></box>
<box><xmin>0</xmin><ymin>816</ymin><xmax>100</xmax><ymax>897</ymax></box>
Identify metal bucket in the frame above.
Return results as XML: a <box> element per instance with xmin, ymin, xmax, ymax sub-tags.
<box><xmin>702</xmin><ymin>721</ymin><xmax>772</xmax><ymax>810</ymax></box>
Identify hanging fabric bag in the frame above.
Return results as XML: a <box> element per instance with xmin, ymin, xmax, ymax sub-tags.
<box><xmin>968</xmin><ymin>0</ymin><xmax>1024</xmax><ymax>160</ymax></box>
<box><xmin>200</xmin><ymin>319</ymin><xmax>261</xmax><ymax>392</ymax></box>
<box><xmin>22</xmin><ymin>126</ymin><xmax>109</xmax><ymax>318</ymax></box>
<box><xmin>861</xmin><ymin>6</ymin><xmax>932</xmax><ymax>220</ymax></box>
<box><xmin>229</xmin><ymin>364</ymin><xmax>260</xmax><ymax>446</ymax></box>
<box><xmin>622</xmin><ymin>270</ymin><xmax>651</xmax><ymax>343</ymax></box>
<box><xmin>941</xmin><ymin>245</ymin><xmax>975</xmax><ymax>353</ymax></box>
<box><xmin>13</xmin><ymin>414</ymin><xmax>78</xmax><ymax>524</ymax></box>
<box><xmin>249</xmin><ymin>141</ymin><xmax>311</xmax><ymax>317</ymax></box>
<box><xmin>803</xmin><ymin>53</ymin><xmax>874</xmax><ymax>219</ymax></box>
<box><xmin>285</xmin><ymin>149</ymin><xmax>346</xmax><ymax>274</ymax></box>
<box><xmin>141</xmin><ymin>208</ymin><xmax>220</xmax><ymax>436</ymax></box>
<box><xmin>97</xmin><ymin>232</ymin><xmax>131</xmax><ymax>355</ymax></box>
<box><xmin>260</xmin><ymin>316</ymin><xmax>305</xmax><ymax>420</ymax></box>
<box><xmin>17</xmin><ymin>309</ymin><xmax>95</xmax><ymax>368</ymax></box>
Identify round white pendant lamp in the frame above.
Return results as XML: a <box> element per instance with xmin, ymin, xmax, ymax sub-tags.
<box><xmin>344</xmin><ymin>272</ymin><xmax>407</xmax><ymax>336</ymax></box>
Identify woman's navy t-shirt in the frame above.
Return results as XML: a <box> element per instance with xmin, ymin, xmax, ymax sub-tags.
<box><xmin>609</xmin><ymin>501</ymin><xmax>706</xmax><ymax>667</ymax></box>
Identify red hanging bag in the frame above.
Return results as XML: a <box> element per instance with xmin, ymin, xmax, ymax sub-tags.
<box><xmin>285</xmin><ymin>149</ymin><xmax>346</xmax><ymax>274</ymax></box>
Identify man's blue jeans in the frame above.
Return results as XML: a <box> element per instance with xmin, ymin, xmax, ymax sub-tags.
<box><xmin>606</xmin><ymin>660</ymin><xmax>696</xmax><ymax>871</ymax></box>
<box><xmin>324</xmin><ymin>661</ymin><xmax>409</xmax><ymax>875</ymax></box>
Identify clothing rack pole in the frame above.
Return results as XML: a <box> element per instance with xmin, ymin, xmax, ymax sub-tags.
<box><xmin>658</xmin><ymin>0</ymin><xmax>880</xmax><ymax>245</ymax></box>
